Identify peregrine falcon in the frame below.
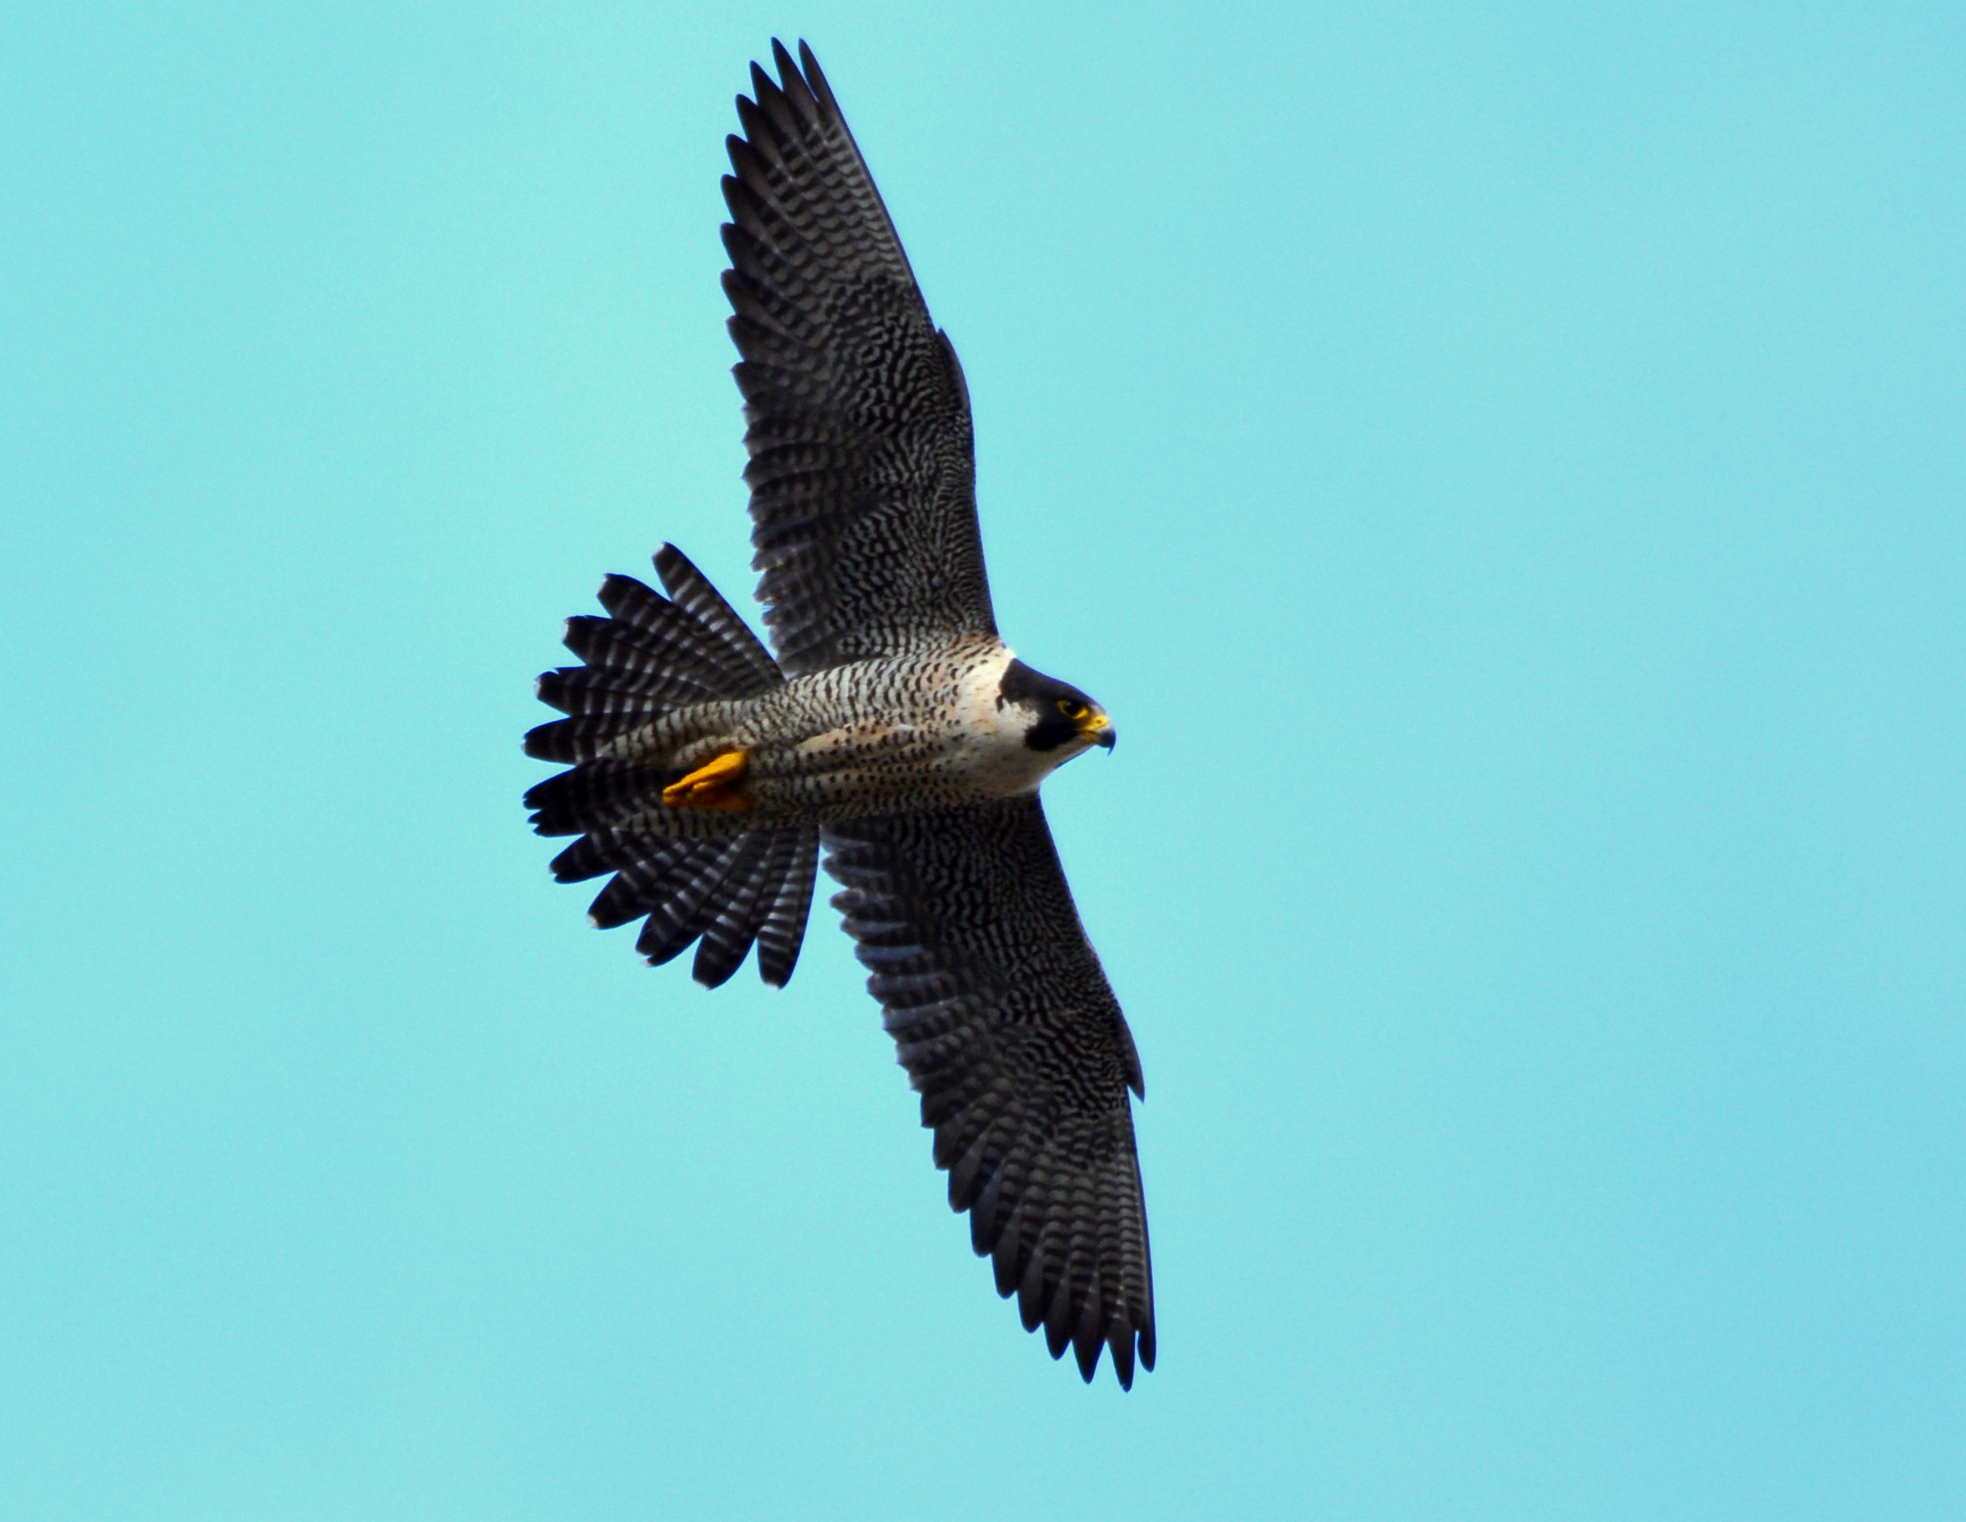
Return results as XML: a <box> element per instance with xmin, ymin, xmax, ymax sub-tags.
<box><xmin>523</xmin><ymin>40</ymin><xmax>1154</xmax><ymax>1388</ymax></box>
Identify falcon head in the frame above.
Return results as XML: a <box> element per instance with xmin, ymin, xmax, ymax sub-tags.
<box><xmin>998</xmin><ymin>658</ymin><xmax>1116</xmax><ymax>754</ymax></box>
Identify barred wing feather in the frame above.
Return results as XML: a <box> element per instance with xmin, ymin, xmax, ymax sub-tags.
<box><xmin>722</xmin><ymin>41</ymin><xmax>996</xmax><ymax>674</ymax></box>
<box><xmin>823</xmin><ymin>797</ymin><xmax>1155</xmax><ymax>1387</ymax></box>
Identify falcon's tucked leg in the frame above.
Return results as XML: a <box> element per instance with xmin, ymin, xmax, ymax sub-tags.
<box><xmin>663</xmin><ymin>749</ymin><xmax>752</xmax><ymax>811</ymax></box>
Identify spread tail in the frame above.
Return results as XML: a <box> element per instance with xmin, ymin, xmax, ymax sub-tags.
<box><xmin>523</xmin><ymin>544</ymin><xmax>818</xmax><ymax>986</ymax></box>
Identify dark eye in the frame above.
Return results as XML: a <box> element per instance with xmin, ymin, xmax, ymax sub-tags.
<box><xmin>1056</xmin><ymin>699</ymin><xmax>1086</xmax><ymax>719</ymax></box>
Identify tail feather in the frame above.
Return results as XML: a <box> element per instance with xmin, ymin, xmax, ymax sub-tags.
<box><xmin>635</xmin><ymin>837</ymin><xmax>752</xmax><ymax>964</ymax></box>
<box><xmin>526</xmin><ymin>545</ymin><xmax>819</xmax><ymax>986</ymax></box>
<box><xmin>693</xmin><ymin>831</ymin><xmax>785</xmax><ymax>987</ymax></box>
<box><xmin>561</xmin><ymin>614</ymin><xmax>738</xmax><ymax>690</ymax></box>
<box><xmin>589</xmin><ymin>573</ymin><xmax>771</xmax><ymax>698</ymax></box>
<box><xmin>585</xmin><ymin>837</ymin><xmax>700</xmax><ymax>928</ymax></box>
<box><xmin>526</xmin><ymin>657</ymin><xmax>729</xmax><ymax>764</ymax></box>
<box><xmin>536</xmin><ymin>660</ymin><xmax>725</xmax><ymax>715</ymax></box>
<box><xmin>524</xmin><ymin>711</ymin><xmax>647</xmax><ymax>766</ymax></box>
<box><xmin>756</xmin><ymin>827</ymin><xmax>820</xmax><ymax>987</ymax></box>
<box><xmin>652</xmin><ymin>544</ymin><xmax>783</xmax><ymax>691</ymax></box>
<box><xmin>524</xmin><ymin>759</ymin><xmax>659</xmax><ymax>837</ymax></box>
<box><xmin>549</xmin><ymin>832</ymin><xmax>615</xmax><ymax>884</ymax></box>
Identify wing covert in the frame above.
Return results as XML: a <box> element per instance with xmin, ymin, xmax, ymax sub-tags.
<box><xmin>723</xmin><ymin>40</ymin><xmax>996</xmax><ymax>674</ymax></box>
<box><xmin>823</xmin><ymin>796</ymin><xmax>1155</xmax><ymax>1387</ymax></box>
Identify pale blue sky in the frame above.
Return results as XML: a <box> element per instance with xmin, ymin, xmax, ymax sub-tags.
<box><xmin>3</xmin><ymin>3</ymin><xmax>1962</xmax><ymax>1518</ymax></box>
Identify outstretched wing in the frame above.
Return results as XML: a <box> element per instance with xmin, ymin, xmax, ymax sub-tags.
<box><xmin>823</xmin><ymin>797</ymin><xmax>1155</xmax><ymax>1387</ymax></box>
<box><xmin>722</xmin><ymin>40</ymin><xmax>996</xmax><ymax>675</ymax></box>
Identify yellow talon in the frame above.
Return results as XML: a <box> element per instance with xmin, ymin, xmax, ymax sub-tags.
<box><xmin>661</xmin><ymin>748</ymin><xmax>752</xmax><ymax>811</ymax></box>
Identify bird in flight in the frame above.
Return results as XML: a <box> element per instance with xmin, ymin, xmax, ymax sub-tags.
<box><xmin>524</xmin><ymin>40</ymin><xmax>1153</xmax><ymax>1388</ymax></box>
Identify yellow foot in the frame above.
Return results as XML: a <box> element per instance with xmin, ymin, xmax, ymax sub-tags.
<box><xmin>661</xmin><ymin>749</ymin><xmax>752</xmax><ymax>812</ymax></box>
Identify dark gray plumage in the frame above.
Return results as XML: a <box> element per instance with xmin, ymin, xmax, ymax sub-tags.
<box><xmin>723</xmin><ymin>41</ymin><xmax>994</xmax><ymax>674</ymax></box>
<box><xmin>827</xmin><ymin>799</ymin><xmax>1153</xmax><ymax>1385</ymax></box>
<box><xmin>525</xmin><ymin>40</ymin><xmax>1153</xmax><ymax>1387</ymax></box>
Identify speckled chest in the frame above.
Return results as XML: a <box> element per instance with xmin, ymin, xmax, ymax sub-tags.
<box><xmin>738</xmin><ymin>638</ymin><xmax>1064</xmax><ymax>816</ymax></box>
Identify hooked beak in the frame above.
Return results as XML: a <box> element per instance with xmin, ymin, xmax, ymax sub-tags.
<box><xmin>1080</xmin><ymin>711</ymin><xmax>1116</xmax><ymax>751</ymax></box>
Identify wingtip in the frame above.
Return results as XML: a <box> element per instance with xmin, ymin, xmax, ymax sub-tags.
<box><xmin>1044</xmin><ymin>1317</ymin><xmax>1070</xmax><ymax>1360</ymax></box>
<box><xmin>1110</xmin><ymin>1329</ymin><xmax>1137</xmax><ymax>1390</ymax></box>
<box><xmin>797</xmin><ymin>40</ymin><xmax>837</xmax><ymax>117</ymax></box>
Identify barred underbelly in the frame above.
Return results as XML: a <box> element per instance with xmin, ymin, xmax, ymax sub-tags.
<box><xmin>744</xmin><ymin>639</ymin><xmax>1039</xmax><ymax>817</ymax></box>
<box><xmin>749</xmin><ymin>719</ymin><xmax>998</xmax><ymax>817</ymax></box>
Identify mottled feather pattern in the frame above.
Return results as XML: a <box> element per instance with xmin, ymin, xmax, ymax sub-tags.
<box><xmin>724</xmin><ymin>41</ymin><xmax>996</xmax><ymax>673</ymax></box>
<box><xmin>824</xmin><ymin>796</ymin><xmax>1154</xmax><ymax>1387</ymax></box>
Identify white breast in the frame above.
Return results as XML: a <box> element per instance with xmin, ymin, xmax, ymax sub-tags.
<box><xmin>946</xmin><ymin>645</ymin><xmax>1067</xmax><ymax>797</ymax></box>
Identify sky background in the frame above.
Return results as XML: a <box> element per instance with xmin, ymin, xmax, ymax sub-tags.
<box><xmin>4</xmin><ymin>2</ymin><xmax>1962</xmax><ymax>1518</ymax></box>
